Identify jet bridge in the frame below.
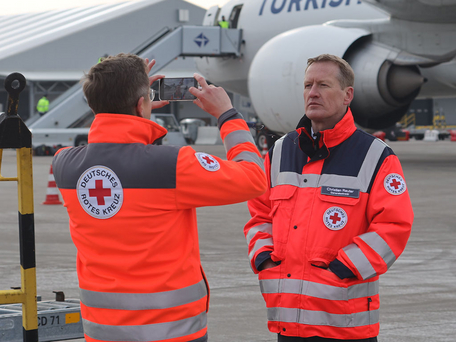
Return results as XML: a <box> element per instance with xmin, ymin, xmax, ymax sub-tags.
<box><xmin>27</xmin><ymin>26</ymin><xmax>242</xmax><ymax>130</ymax></box>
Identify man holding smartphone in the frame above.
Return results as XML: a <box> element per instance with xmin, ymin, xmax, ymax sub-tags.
<box><xmin>245</xmin><ymin>54</ymin><xmax>413</xmax><ymax>341</ymax></box>
<box><xmin>159</xmin><ymin>77</ymin><xmax>197</xmax><ymax>101</ymax></box>
<box><xmin>52</xmin><ymin>53</ymin><xmax>267</xmax><ymax>342</ymax></box>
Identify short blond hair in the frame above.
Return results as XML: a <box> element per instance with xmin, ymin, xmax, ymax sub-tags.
<box><xmin>306</xmin><ymin>54</ymin><xmax>354</xmax><ymax>89</ymax></box>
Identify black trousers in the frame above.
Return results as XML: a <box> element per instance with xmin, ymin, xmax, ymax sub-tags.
<box><xmin>190</xmin><ymin>333</ymin><xmax>208</xmax><ymax>342</ymax></box>
<box><xmin>278</xmin><ymin>334</ymin><xmax>378</xmax><ymax>342</ymax></box>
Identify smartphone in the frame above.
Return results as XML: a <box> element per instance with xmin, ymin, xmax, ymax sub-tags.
<box><xmin>159</xmin><ymin>77</ymin><xmax>198</xmax><ymax>101</ymax></box>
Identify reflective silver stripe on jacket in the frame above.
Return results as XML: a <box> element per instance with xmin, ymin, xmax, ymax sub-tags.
<box><xmin>83</xmin><ymin>311</ymin><xmax>207</xmax><ymax>342</ymax></box>
<box><xmin>246</xmin><ymin>223</ymin><xmax>272</xmax><ymax>245</ymax></box>
<box><xmin>275</xmin><ymin>172</ymin><xmax>320</xmax><ymax>188</ymax></box>
<box><xmin>267</xmin><ymin>307</ymin><xmax>379</xmax><ymax>328</ymax></box>
<box><xmin>270</xmin><ymin>137</ymin><xmax>387</xmax><ymax>192</ymax></box>
<box><xmin>249</xmin><ymin>237</ymin><xmax>273</xmax><ymax>261</ymax></box>
<box><xmin>224</xmin><ymin>130</ymin><xmax>255</xmax><ymax>151</ymax></box>
<box><xmin>344</xmin><ymin>232</ymin><xmax>396</xmax><ymax>280</ymax></box>
<box><xmin>80</xmin><ymin>279</ymin><xmax>207</xmax><ymax>310</ymax></box>
<box><xmin>360</xmin><ymin>231</ymin><xmax>396</xmax><ymax>268</ymax></box>
<box><xmin>224</xmin><ymin>130</ymin><xmax>265</xmax><ymax>171</ymax></box>
<box><xmin>233</xmin><ymin>151</ymin><xmax>265</xmax><ymax>171</ymax></box>
<box><xmin>343</xmin><ymin>244</ymin><xmax>377</xmax><ymax>280</ymax></box>
<box><xmin>270</xmin><ymin>136</ymin><xmax>285</xmax><ymax>187</ymax></box>
<box><xmin>260</xmin><ymin>278</ymin><xmax>379</xmax><ymax>300</ymax></box>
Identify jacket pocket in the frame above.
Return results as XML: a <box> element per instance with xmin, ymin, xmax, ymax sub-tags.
<box><xmin>317</xmin><ymin>191</ymin><xmax>360</xmax><ymax>206</ymax></box>
<box><xmin>200</xmin><ymin>266</ymin><xmax>210</xmax><ymax>313</ymax></box>
<box><xmin>258</xmin><ymin>263</ymin><xmax>281</xmax><ymax>279</ymax></box>
<box><xmin>311</xmin><ymin>263</ymin><xmax>349</xmax><ymax>285</ymax></box>
<box><xmin>316</xmin><ymin>190</ymin><xmax>364</xmax><ymax>237</ymax></box>
<box><xmin>269</xmin><ymin>186</ymin><xmax>297</xmax><ymax>258</ymax></box>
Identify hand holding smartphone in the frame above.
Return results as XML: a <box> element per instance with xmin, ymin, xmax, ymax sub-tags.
<box><xmin>159</xmin><ymin>77</ymin><xmax>199</xmax><ymax>101</ymax></box>
<box><xmin>189</xmin><ymin>73</ymin><xmax>233</xmax><ymax>119</ymax></box>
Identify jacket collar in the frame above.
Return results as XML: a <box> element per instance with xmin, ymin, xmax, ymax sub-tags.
<box><xmin>88</xmin><ymin>113</ymin><xmax>168</xmax><ymax>145</ymax></box>
<box><xmin>296</xmin><ymin>108</ymin><xmax>357</xmax><ymax>149</ymax></box>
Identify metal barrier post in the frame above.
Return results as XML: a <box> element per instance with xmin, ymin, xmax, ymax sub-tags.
<box><xmin>0</xmin><ymin>73</ymin><xmax>38</xmax><ymax>342</ymax></box>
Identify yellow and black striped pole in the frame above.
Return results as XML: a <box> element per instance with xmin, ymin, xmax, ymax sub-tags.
<box><xmin>0</xmin><ymin>73</ymin><xmax>38</xmax><ymax>342</ymax></box>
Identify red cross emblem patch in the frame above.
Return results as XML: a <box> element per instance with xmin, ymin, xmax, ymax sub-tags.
<box><xmin>195</xmin><ymin>152</ymin><xmax>220</xmax><ymax>172</ymax></box>
<box><xmin>384</xmin><ymin>173</ymin><xmax>406</xmax><ymax>195</ymax></box>
<box><xmin>77</xmin><ymin>166</ymin><xmax>123</xmax><ymax>219</ymax></box>
<box><xmin>323</xmin><ymin>207</ymin><xmax>348</xmax><ymax>231</ymax></box>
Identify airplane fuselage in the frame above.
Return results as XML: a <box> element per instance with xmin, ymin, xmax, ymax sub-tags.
<box><xmin>196</xmin><ymin>0</ymin><xmax>386</xmax><ymax>96</ymax></box>
<box><xmin>196</xmin><ymin>0</ymin><xmax>456</xmax><ymax>133</ymax></box>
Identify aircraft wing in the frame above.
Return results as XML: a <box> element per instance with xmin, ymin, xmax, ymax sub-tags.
<box><xmin>363</xmin><ymin>0</ymin><xmax>456</xmax><ymax>23</ymax></box>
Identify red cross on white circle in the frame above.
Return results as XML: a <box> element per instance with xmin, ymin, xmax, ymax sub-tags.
<box><xmin>329</xmin><ymin>213</ymin><xmax>342</xmax><ymax>225</ymax></box>
<box><xmin>89</xmin><ymin>179</ymin><xmax>111</xmax><ymax>205</ymax></box>
<box><xmin>384</xmin><ymin>173</ymin><xmax>406</xmax><ymax>195</ymax></box>
<box><xmin>389</xmin><ymin>179</ymin><xmax>401</xmax><ymax>189</ymax></box>
<box><xmin>195</xmin><ymin>152</ymin><xmax>220</xmax><ymax>172</ymax></box>
<box><xmin>77</xmin><ymin>165</ymin><xmax>124</xmax><ymax>219</ymax></box>
<box><xmin>203</xmin><ymin>156</ymin><xmax>215</xmax><ymax>164</ymax></box>
<box><xmin>323</xmin><ymin>207</ymin><xmax>347</xmax><ymax>231</ymax></box>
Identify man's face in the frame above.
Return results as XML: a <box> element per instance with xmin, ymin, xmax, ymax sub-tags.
<box><xmin>303</xmin><ymin>62</ymin><xmax>353</xmax><ymax>131</ymax></box>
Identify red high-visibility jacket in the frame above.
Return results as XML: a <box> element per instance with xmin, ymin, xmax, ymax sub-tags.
<box><xmin>53</xmin><ymin>110</ymin><xmax>266</xmax><ymax>342</ymax></box>
<box><xmin>245</xmin><ymin>110</ymin><xmax>413</xmax><ymax>340</ymax></box>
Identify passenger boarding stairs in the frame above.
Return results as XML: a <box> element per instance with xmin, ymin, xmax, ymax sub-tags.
<box><xmin>27</xmin><ymin>26</ymin><xmax>242</xmax><ymax>130</ymax></box>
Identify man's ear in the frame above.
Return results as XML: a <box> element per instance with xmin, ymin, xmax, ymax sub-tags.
<box><xmin>344</xmin><ymin>87</ymin><xmax>354</xmax><ymax>106</ymax></box>
<box><xmin>135</xmin><ymin>96</ymin><xmax>145</xmax><ymax>117</ymax></box>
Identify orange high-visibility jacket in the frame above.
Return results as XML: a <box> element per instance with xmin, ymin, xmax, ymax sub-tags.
<box><xmin>53</xmin><ymin>110</ymin><xmax>267</xmax><ymax>342</ymax></box>
<box><xmin>245</xmin><ymin>110</ymin><xmax>413</xmax><ymax>340</ymax></box>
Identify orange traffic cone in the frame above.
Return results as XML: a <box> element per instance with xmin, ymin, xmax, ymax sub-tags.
<box><xmin>43</xmin><ymin>165</ymin><xmax>62</xmax><ymax>205</ymax></box>
<box><xmin>258</xmin><ymin>136</ymin><xmax>269</xmax><ymax>159</ymax></box>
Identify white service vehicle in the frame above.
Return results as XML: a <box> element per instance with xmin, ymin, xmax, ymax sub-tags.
<box><xmin>31</xmin><ymin>127</ymin><xmax>90</xmax><ymax>149</ymax></box>
<box><xmin>31</xmin><ymin>114</ymin><xmax>186</xmax><ymax>151</ymax></box>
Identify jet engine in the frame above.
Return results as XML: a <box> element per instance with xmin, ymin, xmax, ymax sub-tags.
<box><xmin>248</xmin><ymin>25</ymin><xmax>425</xmax><ymax>132</ymax></box>
<box><xmin>345</xmin><ymin>37</ymin><xmax>424</xmax><ymax>129</ymax></box>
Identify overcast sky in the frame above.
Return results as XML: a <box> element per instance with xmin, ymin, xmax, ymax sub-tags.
<box><xmin>2</xmin><ymin>0</ymin><xmax>229</xmax><ymax>15</ymax></box>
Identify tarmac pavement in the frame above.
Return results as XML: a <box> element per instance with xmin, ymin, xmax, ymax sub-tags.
<box><xmin>0</xmin><ymin>140</ymin><xmax>455</xmax><ymax>342</ymax></box>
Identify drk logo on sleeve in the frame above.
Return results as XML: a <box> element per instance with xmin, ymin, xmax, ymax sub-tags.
<box><xmin>77</xmin><ymin>166</ymin><xmax>123</xmax><ymax>219</ymax></box>
<box><xmin>195</xmin><ymin>152</ymin><xmax>220</xmax><ymax>172</ymax></box>
<box><xmin>384</xmin><ymin>173</ymin><xmax>406</xmax><ymax>195</ymax></box>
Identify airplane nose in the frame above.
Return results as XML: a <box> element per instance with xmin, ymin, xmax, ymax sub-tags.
<box><xmin>387</xmin><ymin>65</ymin><xmax>426</xmax><ymax>100</ymax></box>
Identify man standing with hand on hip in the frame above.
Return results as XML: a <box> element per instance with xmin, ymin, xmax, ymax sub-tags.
<box><xmin>245</xmin><ymin>54</ymin><xmax>413</xmax><ymax>342</ymax></box>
